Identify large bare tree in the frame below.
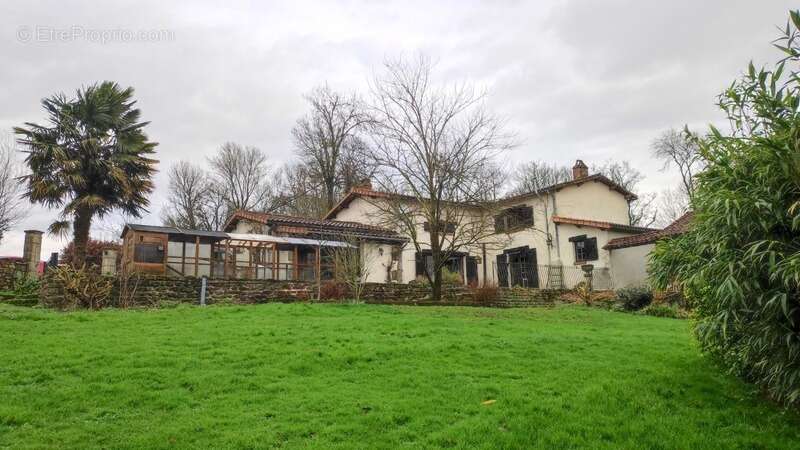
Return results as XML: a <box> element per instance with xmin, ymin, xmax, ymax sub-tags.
<box><xmin>292</xmin><ymin>85</ymin><xmax>369</xmax><ymax>212</ymax></box>
<box><xmin>651</xmin><ymin>127</ymin><xmax>705</xmax><ymax>201</ymax></box>
<box><xmin>161</xmin><ymin>161</ymin><xmax>210</xmax><ymax>230</ymax></box>
<box><xmin>365</xmin><ymin>56</ymin><xmax>512</xmax><ymax>301</ymax></box>
<box><xmin>510</xmin><ymin>160</ymin><xmax>571</xmax><ymax>195</ymax></box>
<box><xmin>207</xmin><ymin>142</ymin><xmax>295</xmax><ymax>217</ymax></box>
<box><xmin>0</xmin><ymin>135</ymin><xmax>26</xmax><ymax>243</ymax></box>
<box><xmin>208</xmin><ymin>142</ymin><xmax>276</xmax><ymax>213</ymax></box>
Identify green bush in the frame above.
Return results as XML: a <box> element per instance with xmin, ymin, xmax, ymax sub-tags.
<box><xmin>650</xmin><ymin>11</ymin><xmax>800</xmax><ymax>406</ymax></box>
<box><xmin>639</xmin><ymin>304</ymin><xmax>685</xmax><ymax>319</ymax></box>
<box><xmin>12</xmin><ymin>273</ymin><xmax>40</xmax><ymax>298</ymax></box>
<box><xmin>615</xmin><ymin>285</ymin><xmax>653</xmax><ymax>311</ymax></box>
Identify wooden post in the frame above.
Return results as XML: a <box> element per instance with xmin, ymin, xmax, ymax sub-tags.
<box><xmin>224</xmin><ymin>240</ymin><xmax>230</xmax><ymax>278</ymax></box>
<box><xmin>316</xmin><ymin>244</ymin><xmax>321</xmax><ymax>300</ymax></box>
<box><xmin>293</xmin><ymin>246</ymin><xmax>299</xmax><ymax>280</ymax></box>
<box><xmin>181</xmin><ymin>241</ymin><xmax>186</xmax><ymax>276</ymax></box>
<box><xmin>248</xmin><ymin>242</ymin><xmax>254</xmax><ymax>279</ymax></box>
<box><xmin>274</xmin><ymin>246</ymin><xmax>280</xmax><ymax>280</ymax></box>
<box><xmin>194</xmin><ymin>236</ymin><xmax>200</xmax><ymax>277</ymax></box>
<box><xmin>272</xmin><ymin>243</ymin><xmax>278</xmax><ymax>280</ymax></box>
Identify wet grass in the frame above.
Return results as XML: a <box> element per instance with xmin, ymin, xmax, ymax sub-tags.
<box><xmin>0</xmin><ymin>303</ymin><xmax>798</xmax><ymax>449</ymax></box>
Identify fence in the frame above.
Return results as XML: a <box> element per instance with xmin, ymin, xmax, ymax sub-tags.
<box><xmin>492</xmin><ymin>263</ymin><xmax>613</xmax><ymax>290</ymax></box>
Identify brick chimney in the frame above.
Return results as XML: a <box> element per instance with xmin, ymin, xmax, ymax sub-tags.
<box><xmin>572</xmin><ymin>160</ymin><xmax>589</xmax><ymax>180</ymax></box>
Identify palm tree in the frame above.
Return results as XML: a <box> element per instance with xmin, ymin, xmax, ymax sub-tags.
<box><xmin>15</xmin><ymin>81</ymin><xmax>158</xmax><ymax>267</ymax></box>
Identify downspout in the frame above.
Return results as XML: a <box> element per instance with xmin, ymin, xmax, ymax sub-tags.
<box><xmin>481</xmin><ymin>243</ymin><xmax>487</xmax><ymax>287</ymax></box>
<box><xmin>551</xmin><ymin>192</ymin><xmax>561</xmax><ymax>262</ymax></box>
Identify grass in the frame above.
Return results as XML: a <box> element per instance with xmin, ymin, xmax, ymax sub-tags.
<box><xmin>0</xmin><ymin>303</ymin><xmax>798</xmax><ymax>449</ymax></box>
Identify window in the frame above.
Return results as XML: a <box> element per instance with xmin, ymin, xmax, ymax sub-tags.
<box><xmin>415</xmin><ymin>251</ymin><xmax>464</xmax><ymax>279</ymax></box>
<box><xmin>494</xmin><ymin>206</ymin><xmax>533</xmax><ymax>233</ymax></box>
<box><xmin>423</xmin><ymin>221</ymin><xmax>456</xmax><ymax>234</ymax></box>
<box><xmin>569</xmin><ymin>235</ymin><xmax>598</xmax><ymax>263</ymax></box>
<box><xmin>134</xmin><ymin>243</ymin><xmax>164</xmax><ymax>263</ymax></box>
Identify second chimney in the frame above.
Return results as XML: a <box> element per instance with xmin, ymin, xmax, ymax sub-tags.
<box><xmin>572</xmin><ymin>160</ymin><xmax>589</xmax><ymax>180</ymax></box>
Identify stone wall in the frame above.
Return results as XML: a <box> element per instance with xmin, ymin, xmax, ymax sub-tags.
<box><xmin>38</xmin><ymin>274</ymin><xmax>561</xmax><ymax>309</ymax></box>
<box><xmin>0</xmin><ymin>259</ymin><xmax>27</xmax><ymax>291</ymax></box>
<box><xmin>40</xmin><ymin>274</ymin><xmax>314</xmax><ymax>308</ymax></box>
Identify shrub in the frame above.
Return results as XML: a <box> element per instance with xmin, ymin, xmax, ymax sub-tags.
<box><xmin>319</xmin><ymin>281</ymin><xmax>349</xmax><ymax>301</ymax></box>
<box><xmin>471</xmin><ymin>285</ymin><xmax>499</xmax><ymax>304</ymax></box>
<box><xmin>640</xmin><ymin>304</ymin><xmax>683</xmax><ymax>319</ymax></box>
<box><xmin>650</xmin><ymin>12</ymin><xmax>800</xmax><ymax>406</ymax></box>
<box><xmin>12</xmin><ymin>273</ymin><xmax>40</xmax><ymax>298</ymax></box>
<box><xmin>48</xmin><ymin>265</ymin><xmax>113</xmax><ymax>309</ymax></box>
<box><xmin>615</xmin><ymin>285</ymin><xmax>653</xmax><ymax>311</ymax></box>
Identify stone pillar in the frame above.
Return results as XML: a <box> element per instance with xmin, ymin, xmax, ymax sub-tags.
<box><xmin>22</xmin><ymin>230</ymin><xmax>44</xmax><ymax>277</ymax></box>
<box><xmin>101</xmin><ymin>248</ymin><xmax>118</xmax><ymax>275</ymax></box>
<box><xmin>580</xmin><ymin>264</ymin><xmax>594</xmax><ymax>291</ymax></box>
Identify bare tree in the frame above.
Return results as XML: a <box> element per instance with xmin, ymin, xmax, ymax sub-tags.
<box><xmin>510</xmin><ymin>160</ymin><xmax>571</xmax><ymax>195</ymax></box>
<box><xmin>365</xmin><ymin>56</ymin><xmax>512</xmax><ymax>301</ymax></box>
<box><xmin>161</xmin><ymin>162</ymin><xmax>211</xmax><ymax>229</ymax></box>
<box><xmin>651</xmin><ymin>128</ymin><xmax>704</xmax><ymax>200</ymax></box>
<box><xmin>330</xmin><ymin>235</ymin><xmax>376</xmax><ymax>304</ymax></box>
<box><xmin>0</xmin><ymin>135</ymin><xmax>26</xmax><ymax>243</ymax></box>
<box><xmin>593</xmin><ymin>160</ymin><xmax>657</xmax><ymax>227</ymax></box>
<box><xmin>292</xmin><ymin>85</ymin><xmax>369</xmax><ymax>211</ymax></box>
<box><xmin>208</xmin><ymin>142</ymin><xmax>278</xmax><ymax>213</ymax></box>
<box><xmin>655</xmin><ymin>186</ymin><xmax>690</xmax><ymax>227</ymax></box>
<box><xmin>272</xmin><ymin>162</ymin><xmax>329</xmax><ymax>218</ymax></box>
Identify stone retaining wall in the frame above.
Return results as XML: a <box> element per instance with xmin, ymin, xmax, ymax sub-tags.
<box><xmin>0</xmin><ymin>259</ymin><xmax>27</xmax><ymax>291</ymax></box>
<box><xmin>39</xmin><ymin>274</ymin><xmax>562</xmax><ymax>309</ymax></box>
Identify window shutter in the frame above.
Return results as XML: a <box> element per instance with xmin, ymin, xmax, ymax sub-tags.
<box><xmin>415</xmin><ymin>252</ymin><xmax>425</xmax><ymax>277</ymax></box>
<box><xmin>521</xmin><ymin>206</ymin><xmax>533</xmax><ymax>225</ymax></box>
<box><xmin>494</xmin><ymin>216</ymin><xmax>504</xmax><ymax>233</ymax></box>
<box><xmin>587</xmin><ymin>238</ymin><xmax>598</xmax><ymax>260</ymax></box>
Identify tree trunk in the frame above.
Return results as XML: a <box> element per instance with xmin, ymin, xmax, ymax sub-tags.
<box><xmin>325</xmin><ymin>180</ymin><xmax>336</xmax><ymax>213</ymax></box>
<box><xmin>431</xmin><ymin>266</ymin><xmax>443</xmax><ymax>302</ymax></box>
<box><xmin>72</xmin><ymin>207</ymin><xmax>93</xmax><ymax>268</ymax></box>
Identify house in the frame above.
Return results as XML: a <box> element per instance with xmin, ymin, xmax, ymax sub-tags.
<box><xmin>120</xmin><ymin>214</ymin><xmax>406</xmax><ymax>282</ymax></box>
<box><xmin>324</xmin><ymin>160</ymin><xmax>657</xmax><ymax>289</ymax></box>
<box><xmin>603</xmin><ymin>211</ymin><xmax>694</xmax><ymax>287</ymax></box>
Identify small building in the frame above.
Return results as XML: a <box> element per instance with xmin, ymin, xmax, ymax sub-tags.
<box><xmin>120</xmin><ymin>213</ymin><xmax>406</xmax><ymax>282</ymax></box>
<box><xmin>604</xmin><ymin>211</ymin><xmax>694</xmax><ymax>288</ymax></box>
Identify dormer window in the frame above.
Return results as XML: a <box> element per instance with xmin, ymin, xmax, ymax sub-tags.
<box><xmin>494</xmin><ymin>206</ymin><xmax>534</xmax><ymax>233</ymax></box>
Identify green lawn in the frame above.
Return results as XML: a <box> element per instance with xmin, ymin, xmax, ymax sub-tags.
<box><xmin>0</xmin><ymin>304</ymin><xmax>798</xmax><ymax>449</ymax></box>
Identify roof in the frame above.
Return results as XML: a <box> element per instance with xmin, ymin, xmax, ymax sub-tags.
<box><xmin>324</xmin><ymin>174</ymin><xmax>637</xmax><ymax>220</ymax></box>
<box><xmin>552</xmin><ymin>216</ymin><xmax>657</xmax><ymax>234</ymax></box>
<box><xmin>224</xmin><ymin>210</ymin><xmax>405</xmax><ymax>242</ymax></box>
<box><xmin>501</xmin><ymin>174</ymin><xmax>637</xmax><ymax>204</ymax></box>
<box><xmin>604</xmin><ymin>211</ymin><xmax>694</xmax><ymax>250</ymax></box>
<box><xmin>121</xmin><ymin>224</ymin><xmax>228</xmax><ymax>239</ymax></box>
<box><xmin>323</xmin><ymin>187</ymin><xmax>411</xmax><ymax>220</ymax></box>
<box><xmin>225</xmin><ymin>233</ymin><xmax>355</xmax><ymax>248</ymax></box>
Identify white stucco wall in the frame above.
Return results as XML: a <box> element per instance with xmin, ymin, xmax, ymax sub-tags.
<box><xmin>328</xmin><ymin>179</ymin><xmax>638</xmax><ymax>287</ymax></box>
<box><xmin>554</xmin><ymin>181</ymin><xmax>631</xmax><ymax>224</ymax></box>
<box><xmin>331</xmin><ymin>196</ymin><xmax>490</xmax><ymax>285</ymax></box>
<box><xmin>609</xmin><ymin>243</ymin><xmax>654</xmax><ymax>289</ymax></box>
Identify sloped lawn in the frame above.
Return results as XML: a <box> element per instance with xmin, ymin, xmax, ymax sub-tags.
<box><xmin>0</xmin><ymin>303</ymin><xmax>798</xmax><ymax>449</ymax></box>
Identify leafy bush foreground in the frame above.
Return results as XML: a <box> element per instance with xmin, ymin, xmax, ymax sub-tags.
<box><xmin>651</xmin><ymin>11</ymin><xmax>800</xmax><ymax>406</ymax></box>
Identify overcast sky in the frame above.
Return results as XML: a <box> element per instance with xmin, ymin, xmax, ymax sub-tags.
<box><xmin>0</xmin><ymin>0</ymin><xmax>795</xmax><ymax>258</ymax></box>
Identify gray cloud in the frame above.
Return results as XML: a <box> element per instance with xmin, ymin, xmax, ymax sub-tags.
<box><xmin>0</xmin><ymin>0</ymin><xmax>795</xmax><ymax>257</ymax></box>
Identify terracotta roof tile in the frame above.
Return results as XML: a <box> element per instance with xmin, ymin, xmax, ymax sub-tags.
<box><xmin>552</xmin><ymin>215</ymin><xmax>657</xmax><ymax>234</ymax></box>
<box><xmin>603</xmin><ymin>211</ymin><xmax>693</xmax><ymax>250</ymax></box>
<box><xmin>224</xmin><ymin>210</ymin><xmax>405</xmax><ymax>242</ymax></box>
<box><xmin>501</xmin><ymin>174</ymin><xmax>638</xmax><ymax>203</ymax></box>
